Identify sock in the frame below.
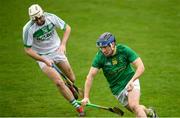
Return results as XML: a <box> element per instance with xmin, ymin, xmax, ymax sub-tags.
<box><xmin>70</xmin><ymin>99</ymin><xmax>80</xmax><ymax>109</ymax></box>
<box><xmin>147</xmin><ymin>108</ymin><xmax>154</xmax><ymax>116</ymax></box>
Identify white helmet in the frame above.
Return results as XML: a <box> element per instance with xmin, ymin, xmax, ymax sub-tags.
<box><xmin>28</xmin><ymin>4</ymin><xmax>44</xmax><ymax>20</ymax></box>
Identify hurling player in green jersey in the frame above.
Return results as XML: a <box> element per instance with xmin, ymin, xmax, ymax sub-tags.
<box><xmin>81</xmin><ymin>32</ymin><xmax>158</xmax><ymax>118</ymax></box>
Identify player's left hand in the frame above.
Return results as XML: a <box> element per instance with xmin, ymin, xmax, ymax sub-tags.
<box><xmin>81</xmin><ymin>97</ymin><xmax>90</xmax><ymax>106</ymax></box>
<box><xmin>126</xmin><ymin>81</ymin><xmax>134</xmax><ymax>92</ymax></box>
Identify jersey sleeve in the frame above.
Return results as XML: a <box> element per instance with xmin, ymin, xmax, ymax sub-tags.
<box><xmin>51</xmin><ymin>14</ymin><xmax>66</xmax><ymax>30</ymax></box>
<box><xmin>23</xmin><ymin>24</ymin><xmax>33</xmax><ymax>48</ymax></box>
<box><xmin>124</xmin><ymin>45</ymin><xmax>139</xmax><ymax>63</ymax></box>
<box><xmin>92</xmin><ymin>52</ymin><xmax>103</xmax><ymax>69</ymax></box>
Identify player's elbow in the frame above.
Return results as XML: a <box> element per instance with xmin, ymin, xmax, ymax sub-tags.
<box><xmin>24</xmin><ymin>47</ymin><xmax>32</xmax><ymax>56</ymax></box>
<box><xmin>137</xmin><ymin>58</ymin><xmax>145</xmax><ymax>73</ymax></box>
<box><xmin>24</xmin><ymin>47</ymin><xmax>30</xmax><ymax>54</ymax></box>
<box><xmin>140</xmin><ymin>63</ymin><xmax>145</xmax><ymax>73</ymax></box>
<box><xmin>66</xmin><ymin>24</ymin><xmax>71</xmax><ymax>32</ymax></box>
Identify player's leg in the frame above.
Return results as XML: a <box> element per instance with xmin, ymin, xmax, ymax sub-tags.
<box><xmin>127</xmin><ymin>89</ymin><xmax>147</xmax><ymax>117</ymax></box>
<box><xmin>127</xmin><ymin>95</ymin><xmax>158</xmax><ymax>118</ymax></box>
<box><xmin>115</xmin><ymin>88</ymin><xmax>146</xmax><ymax>117</ymax></box>
<box><xmin>56</xmin><ymin>60</ymin><xmax>81</xmax><ymax>99</ymax></box>
<box><xmin>124</xmin><ymin>79</ymin><xmax>146</xmax><ymax>117</ymax></box>
<box><xmin>56</xmin><ymin>60</ymin><xmax>76</xmax><ymax>83</ymax></box>
<box><xmin>50</xmin><ymin>52</ymin><xmax>85</xmax><ymax>116</ymax></box>
<box><xmin>42</xmin><ymin>65</ymin><xmax>74</xmax><ymax>100</ymax></box>
<box><xmin>116</xmin><ymin>79</ymin><xmax>158</xmax><ymax>118</ymax></box>
<box><xmin>127</xmin><ymin>79</ymin><xmax>158</xmax><ymax>118</ymax></box>
<box><xmin>38</xmin><ymin>61</ymin><xmax>85</xmax><ymax>116</ymax></box>
<box><xmin>140</xmin><ymin>105</ymin><xmax>158</xmax><ymax>118</ymax></box>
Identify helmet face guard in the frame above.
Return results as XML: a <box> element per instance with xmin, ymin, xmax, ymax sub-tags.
<box><xmin>96</xmin><ymin>33</ymin><xmax>115</xmax><ymax>47</ymax></box>
<box><xmin>29</xmin><ymin>4</ymin><xmax>44</xmax><ymax>20</ymax></box>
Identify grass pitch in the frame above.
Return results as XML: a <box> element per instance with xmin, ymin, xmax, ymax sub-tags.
<box><xmin>0</xmin><ymin>0</ymin><xmax>180</xmax><ymax>117</ymax></box>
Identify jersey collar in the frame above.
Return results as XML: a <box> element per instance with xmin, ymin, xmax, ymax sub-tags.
<box><xmin>112</xmin><ymin>45</ymin><xmax>117</xmax><ymax>56</ymax></box>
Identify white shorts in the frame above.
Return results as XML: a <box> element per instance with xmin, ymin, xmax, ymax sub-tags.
<box><xmin>115</xmin><ymin>79</ymin><xmax>140</xmax><ymax>106</ymax></box>
<box><xmin>37</xmin><ymin>50</ymin><xmax>67</xmax><ymax>69</ymax></box>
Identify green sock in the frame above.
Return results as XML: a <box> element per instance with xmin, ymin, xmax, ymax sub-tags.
<box><xmin>147</xmin><ymin>109</ymin><xmax>153</xmax><ymax>117</ymax></box>
<box><xmin>70</xmin><ymin>99</ymin><xmax>80</xmax><ymax>108</ymax></box>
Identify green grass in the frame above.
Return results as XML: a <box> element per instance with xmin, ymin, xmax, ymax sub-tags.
<box><xmin>0</xmin><ymin>0</ymin><xmax>180</xmax><ymax>117</ymax></box>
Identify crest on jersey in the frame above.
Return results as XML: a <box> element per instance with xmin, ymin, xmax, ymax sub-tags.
<box><xmin>112</xmin><ymin>58</ymin><xmax>117</xmax><ymax>65</ymax></box>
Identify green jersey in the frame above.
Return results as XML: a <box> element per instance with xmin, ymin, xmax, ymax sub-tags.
<box><xmin>92</xmin><ymin>44</ymin><xmax>139</xmax><ymax>95</ymax></box>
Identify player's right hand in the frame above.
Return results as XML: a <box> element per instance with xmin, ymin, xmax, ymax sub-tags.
<box><xmin>44</xmin><ymin>59</ymin><xmax>54</xmax><ymax>67</ymax></box>
<box><xmin>81</xmin><ymin>97</ymin><xmax>90</xmax><ymax>106</ymax></box>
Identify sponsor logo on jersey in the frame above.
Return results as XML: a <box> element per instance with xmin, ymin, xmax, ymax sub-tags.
<box><xmin>33</xmin><ymin>23</ymin><xmax>54</xmax><ymax>41</ymax></box>
<box><xmin>105</xmin><ymin>62</ymin><xmax>112</xmax><ymax>66</ymax></box>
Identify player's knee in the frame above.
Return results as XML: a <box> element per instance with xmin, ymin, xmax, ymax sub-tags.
<box><xmin>129</xmin><ymin>103</ymin><xmax>139</xmax><ymax>112</ymax></box>
<box><xmin>71</xmin><ymin>76</ymin><xmax>75</xmax><ymax>82</ymax></box>
<box><xmin>68</xmin><ymin>73</ymin><xmax>76</xmax><ymax>83</ymax></box>
<box><xmin>55</xmin><ymin>80</ymin><xmax>65</xmax><ymax>88</ymax></box>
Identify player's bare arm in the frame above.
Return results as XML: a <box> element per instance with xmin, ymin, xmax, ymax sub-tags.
<box><xmin>24</xmin><ymin>47</ymin><xmax>53</xmax><ymax>67</ymax></box>
<box><xmin>127</xmin><ymin>57</ymin><xmax>145</xmax><ymax>91</ymax></box>
<box><xmin>82</xmin><ymin>67</ymin><xmax>99</xmax><ymax>105</ymax></box>
<box><xmin>59</xmin><ymin>24</ymin><xmax>71</xmax><ymax>54</ymax></box>
<box><xmin>131</xmin><ymin>57</ymin><xmax>145</xmax><ymax>81</ymax></box>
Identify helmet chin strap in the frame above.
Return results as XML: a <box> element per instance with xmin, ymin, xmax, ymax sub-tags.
<box><xmin>110</xmin><ymin>43</ymin><xmax>114</xmax><ymax>50</ymax></box>
<box><xmin>110</xmin><ymin>43</ymin><xmax>116</xmax><ymax>56</ymax></box>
